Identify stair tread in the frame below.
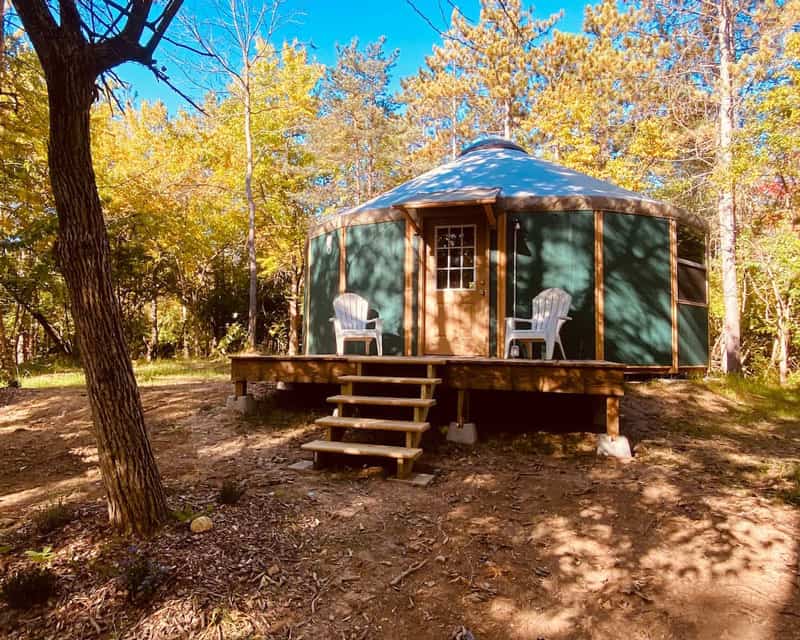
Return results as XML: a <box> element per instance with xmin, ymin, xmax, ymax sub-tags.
<box><xmin>301</xmin><ymin>439</ymin><xmax>422</xmax><ymax>459</ymax></box>
<box><xmin>338</xmin><ymin>375</ymin><xmax>442</xmax><ymax>385</ymax></box>
<box><xmin>327</xmin><ymin>395</ymin><xmax>436</xmax><ymax>408</ymax></box>
<box><xmin>345</xmin><ymin>356</ymin><xmax>446</xmax><ymax>365</ymax></box>
<box><xmin>316</xmin><ymin>416</ymin><xmax>430</xmax><ymax>433</ymax></box>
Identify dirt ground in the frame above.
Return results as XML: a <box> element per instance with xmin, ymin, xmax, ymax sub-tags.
<box><xmin>1</xmin><ymin>378</ymin><xmax>799</xmax><ymax>640</ymax></box>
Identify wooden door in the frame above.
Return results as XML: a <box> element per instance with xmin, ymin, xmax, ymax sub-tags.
<box><xmin>423</xmin><ymin>214</ymin><xmax>489</xmax><ymax>355</ymax></box>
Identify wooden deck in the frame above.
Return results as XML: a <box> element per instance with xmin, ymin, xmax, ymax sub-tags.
<box><xmin>230</xmin><ymin>354</ymin><xmax>625</xmax><ymax>435</ymax></box>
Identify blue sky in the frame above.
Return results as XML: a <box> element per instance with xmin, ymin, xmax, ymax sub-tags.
<box><xmin>117</xmin><ymin>0</ymin><xmax>587</xmax><ymax>112</ymax></box>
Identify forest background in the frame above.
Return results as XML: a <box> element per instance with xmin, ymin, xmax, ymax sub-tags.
<box><xmin>1</xmin><ymin>0</ymin><xmax>799</xmax><ymax>385</ymax></box>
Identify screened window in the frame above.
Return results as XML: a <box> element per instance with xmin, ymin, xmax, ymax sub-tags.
<box><xmin>435</xmin><ymin>225</ymin><xmax>476</xmax><ymax>290</ymax></box>
<box><xmin>677</xmin><ymin>226</ymin><xmax>707</xmax><ymax>304</ymax></box>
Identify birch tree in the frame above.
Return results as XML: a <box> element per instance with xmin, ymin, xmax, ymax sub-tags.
<box><xmin>185</xmin><ymin>0</ymin><xmax>283</xmax><ymax>351</ymax></box>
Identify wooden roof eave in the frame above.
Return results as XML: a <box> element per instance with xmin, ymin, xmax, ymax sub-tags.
<box><xmin>307</xmin><ymin>192</ymin><xmax>707</xmax><ymax>239</ymax></box>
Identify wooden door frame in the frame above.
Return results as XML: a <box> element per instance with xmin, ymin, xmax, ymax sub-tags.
<box><xmin>419</xmin><ymin>213</ymin><xmax>491</xmax><ymax>356</ymax></box>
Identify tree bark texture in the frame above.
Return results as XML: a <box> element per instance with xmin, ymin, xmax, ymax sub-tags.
<box><xmin>243</xmin><ymin>65</ymin><xmax>258</xmax><ymax>351</ymax></box>
<box><xmin>44</xmin><ymin>63</ymin><xmax>167</xmax><ymax>535</ymax></box>
<box><xmin>717</xmin><ymin>0</ymin><xmax>742</xmax><ymax>374</ymax></box>
<box><xmin>0</xmin><ymin>301</ymin><xmax>18</xmax><ymax>385</ymax></box>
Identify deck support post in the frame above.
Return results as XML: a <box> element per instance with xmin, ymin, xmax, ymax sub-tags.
<box><xmin>227</xmin><ymin>379</ymin><xmax>257</xmax><ymax>415</ymax></box>
<box><xmin>448</xmin><ymin>389</ymin><xmax>477</xmax><ymax>445</ymax></box>
<box><xmin>234</xmin><ymin>380</ymin><xmax>247</xmax><ymax>397</ymax></box>
<box><xmin>605</xmin><ymin>397</ymin><xmax>619</xmax><ymax>438</ymax></box>
<box><xmin>592</xmin><ymin>396</ymin><xmax>620</xmax><ymax>438</ymax></box>
<box><xmin>456</xmin><ymin>389</ymin><xmax>470</xmax><ymax>428</ymax></box>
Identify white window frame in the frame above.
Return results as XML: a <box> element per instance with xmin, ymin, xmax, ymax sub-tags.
<box><xmin>434</xmin><ymin>224</ymin><xmax>477</xmax><ymax>291</ymax></box>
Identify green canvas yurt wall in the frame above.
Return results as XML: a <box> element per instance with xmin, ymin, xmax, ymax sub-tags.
<box><xmin>304</xmin><ymin>209</ymin><xmax>709</xmax><ymax>371</ymax></box>
<box><xmin>504</xmin><ymin>211</ymin><xmax>596</xmax><ymax>360</ymax></box>
<box><xmin>305</xmin><ymin>229</ymin><xmax>340</xmax><ymax>355</ymax></box>
<box><xmin>603</xmin><ymin>212</ymin><xmax>673</xmax><ymax>366</ymax></box>
<box><xmin>344</xmin><ymin>220</ymin><xmax>406</xmax><ymax>355</ymax></box>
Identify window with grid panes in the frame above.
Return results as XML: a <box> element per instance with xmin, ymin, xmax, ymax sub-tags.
<box><xmin>435</xmin><ymin>225</ymin><xmax>476</xmax><ymax>290</ymax></box>
<box><xmin>677</xmin><ymin>226</ymin><xmax>707</xmax><ymax>304</ymax></box>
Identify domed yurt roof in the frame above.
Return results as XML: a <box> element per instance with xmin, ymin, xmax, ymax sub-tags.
<box><xmin>327</xmin><ymin>137</ymin><xmax>705</xmax><ymax>230</ymax></box>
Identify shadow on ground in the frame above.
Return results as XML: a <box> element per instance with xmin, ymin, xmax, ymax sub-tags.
<box><xmin>0</xmin><ymin>379</ymin><xmax>798</xmax><ymax>639</ymax></box>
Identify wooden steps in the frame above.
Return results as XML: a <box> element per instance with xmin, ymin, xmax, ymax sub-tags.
<box><xmin>301</xmin><ymin>439</ymin><xmax>422</xmax><ymax>478</ymax></box>
<box><xmin>301</xmin><ymin>440</ymin><xmax>422</xmax><ymax>460</ymax></box>
<box><xmin>316</xmin><ymin>416</ymin><xmax>430</xmax><ymax>433</ymax></box>
<box><xmin>337</xmin><ymin>375</ymin><xmax>442</xmax><ymax>385</ymax></box>
<box><xmin>303</xmin><ymin>357</ymin><xmax>442</xmax><ymax>479</ymax></box>
<box><xmin>327</xmin><ymin>394</ymin><xmax>436</xmax><ymax>409</ymax></box>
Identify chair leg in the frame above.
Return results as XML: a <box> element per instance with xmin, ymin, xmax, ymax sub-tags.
<box><xmin>335</xmin><ymin>334</ymin><xmax>344</xmax><ymax>356</ymax></box>
<box><xmin>544</xmin><ymin>338</ymin><xmax>555</xmax><ymax>360</ymax></box>
<box><xmin>556</xmin><ymin>339</ymin><xmax>566</xmax><ymax>360</ymax></box>
<box><xmin>504</xmin><ymin>336</ymin><xmax>513</xmax><ymax>358</ymax></box>
<box><xmin>376</xmin><ymin>335</ymin><xmax>383</xmax><ymax>356</ymax></box>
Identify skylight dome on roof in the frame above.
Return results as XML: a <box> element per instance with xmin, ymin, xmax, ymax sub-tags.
<box><xmin>459</xmin><ymin>136</ymin><xmax>528</xmax><ymax>157</ymax></box>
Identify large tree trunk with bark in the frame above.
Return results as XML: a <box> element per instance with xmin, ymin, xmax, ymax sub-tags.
<box><xmin>717</xmin><ymin>0</ymin><xmax>741</xmax><ymax>374</ymax></box>
<box><xmin>45</xmin><ymin>62</ymin><xmax>167</xmax><ymax>535</ymax></box>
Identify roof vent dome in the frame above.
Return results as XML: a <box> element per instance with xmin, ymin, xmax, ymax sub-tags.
<box><xmin>459</xmin><ymin>136</ymin><xmax>528</xmax><ymax>157</ymax></box>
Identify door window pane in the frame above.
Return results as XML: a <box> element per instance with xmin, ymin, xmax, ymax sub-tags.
<box><xmin>435</xmin><ymin>225</ymin><xmax>477</xmax><ymax>290</ymax></box>
<box><xmin>449</xmin><ymin>269</ymin><xmax>461</xmax><ymax>289</ymax></box>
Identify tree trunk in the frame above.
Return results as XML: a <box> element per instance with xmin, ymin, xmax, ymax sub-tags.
<box><xmin>0</xmin><ymin>0</ymin><xmax>6</xmax><ymax>73</ymax></box>
<box><xmin>45</xmin><ymin>62</ymin><xmax>167</xmax><ymax>535</ymax></box>
<box><xmin>0</xmin><ymin>301</ymin><xmax>18</xmax><ymax>386</ymax></box>
<box><xmin>451</xmin><ymin>96</ymin><xmax>458</xmax><ymax>160</ymax></box>
<box><xmin>1</xmin><ymin>282</ymin><xmax>73</xmax><ymax>354</ymax></box>
<box><xmin>181</xmin><ymin>303</ymin><xmax>190</xmax><ymax>359</ymax></box>
<box><xmin>287</xmin><ymin>265</ymin><xmax>301</xmax><ymax>356</ymax></box>
<box><xmin>243</xmin><ymin>65</ymin><xmax>258</xmax><ymax>351</ymax></box>
<box><xmin>717</xmin><ymin>0</ymin><xmax>741</xmax><ymax>374</ymax></box>
<box><xmin>147</xmin><ymin>296</ymin><xmax>158</xmax><ymax>362</ymax></box>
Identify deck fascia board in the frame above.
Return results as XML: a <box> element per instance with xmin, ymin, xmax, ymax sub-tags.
<box><xmin>230</xmin><ymin>355</ymin><xmax>626</xmax><ymax>396</ymax></box>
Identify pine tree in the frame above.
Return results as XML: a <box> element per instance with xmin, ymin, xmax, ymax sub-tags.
<box><xmin>314</xmin><ymin>37</ymin><xmax>403</xmax><ymax>209</ymax></box>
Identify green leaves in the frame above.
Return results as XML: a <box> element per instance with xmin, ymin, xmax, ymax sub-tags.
<box><xmin>24</xmin><ymin>546</ymin><xmax>55</xmax><ymax>565</ymax></box>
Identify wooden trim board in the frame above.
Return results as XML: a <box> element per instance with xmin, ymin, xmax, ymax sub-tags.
<box><xmin>338</xmin><ymin>226</ymin><xmax>347</xmax><ymax>295</ymax></box>
<box><xmin>670</xmin><ymin>218</ymin><xmax>679</xmax><ymax>373</ymax></box>
<box><xmin>303</xmin><ymin>238</ymin><xmax>310</xmax><ymax>354</ymax></box>
<box><xmin>404</xmin><ymin>219</ymin><xmax>415</xmax><ymax>355</ymax></box>
<box><xmin>496</xmin><ymin>212</ymin><xmax>507</xmax><ymax>358</ymax></box>
<box><xmin>594</xmin><ymin>211</ymin><xmax>605</xmax><ymax>361</ymax></box>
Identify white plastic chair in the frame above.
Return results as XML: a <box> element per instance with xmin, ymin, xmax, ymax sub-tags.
<box><xmin>504</xmin><ymin>288</ymin><xmax>572</xmax><ymax>360</ymax></box>
<box><xmin>331</xmin><ymin>293</ymin><xmax>383</xmax><ymax>356</ymax></box>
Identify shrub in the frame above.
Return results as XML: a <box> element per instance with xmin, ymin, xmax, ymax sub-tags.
<box><xmin>216</xmin><ymin>480</ymin><xmax>245</xmax><ymax>505</ymax></box>
<box><xmin>120</xmin><ymin>547</ymin><xmax>167</xmax><ymax>602</ymax></box>
<box><xmin>33</xmin><ymin>501</ymin><xmax>74</xmax><ymax>535</ymax></box>
<box><xmin>24</xmin><ymin>546</ymin><xmax>55</xmax><ymax>565</ymax></box>
<box><xmin>1</xmin><ymin>567</ymin><xmax>58</xmax><ymax>609</ymax></box>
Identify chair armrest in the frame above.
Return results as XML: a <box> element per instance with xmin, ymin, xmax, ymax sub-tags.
<box><xmin>505</xmin><ymin>317</ymin><xmax>532</xmax><ymax>330</ymax></box>
<box><xmin>560</xmin><ymin>316</ymin><xmax>572</xmax><ymax>321</ymax></box>
<box><xmin>366</xmin><ymin>317</ymin><xmax>383</xmax><ymax>332</ymax></box>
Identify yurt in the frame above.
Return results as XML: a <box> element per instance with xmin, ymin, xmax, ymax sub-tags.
<box><xmin>304</xmin><ymin>137</ymin><xmax>709</xmax><ymax>373</ymax></box>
